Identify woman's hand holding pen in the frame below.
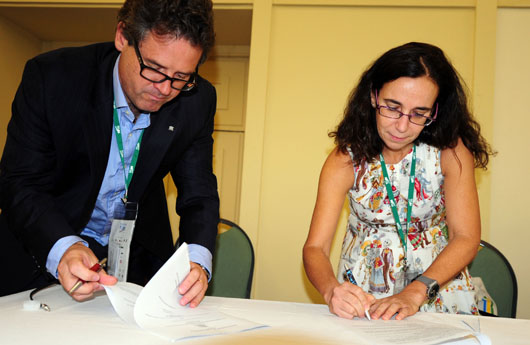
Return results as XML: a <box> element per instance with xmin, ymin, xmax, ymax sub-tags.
<box><xmin>58</xmin><ymin>243</ymin><xmax>117</xmax><ymax>301</ymax></box>
<box><xmin>325</xmin><ymin>282</ymin><xmax>375</xmax><ymax>320</ymax></box>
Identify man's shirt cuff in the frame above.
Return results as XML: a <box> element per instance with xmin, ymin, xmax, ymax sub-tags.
<box><xmin>46</xmin><ymin>236</ymin><xmax>88</xmax><ymax>278</ymax></box>
<box><xmin>187</xmin><ymin>244</ymin><xmax>212</xmax><ymax>282</ymax></box>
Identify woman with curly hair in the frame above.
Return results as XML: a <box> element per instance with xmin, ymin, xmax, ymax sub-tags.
<box><xmin>303</xmin><ymin>42</ymin><xmax>494</xmax><ymax>320</ymax></box>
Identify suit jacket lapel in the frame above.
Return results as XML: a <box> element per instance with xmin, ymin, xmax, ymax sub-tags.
<box><xmin>81</xmin><ymin>100</ymin><xmax>113</xmax><ymax>180</ymax></box>
<box><xmin>80</xmin><ymin>49</ymin><xmax>116</xmax><ymax>214</ymax></box>
<box><xmin>127</xmin><ymin>102</ymin><xmax>181</xmax><ymax>202</ymax></box>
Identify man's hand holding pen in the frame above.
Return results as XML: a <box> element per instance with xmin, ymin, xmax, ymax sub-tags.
<box><xmin>57</xmin><ymin>243</ymin><xmax>117</xmax><ymax>301</ymax></box>
<box><xmin>68</xmin><ymin>257</ymin><xmax>107</xmax><ymax>294</ymax></box>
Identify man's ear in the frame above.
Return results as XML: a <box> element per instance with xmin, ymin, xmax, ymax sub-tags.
<box><xmin>114</xmin><ymin>22</ymin><xmax>128</xmax><ymax>52</ymax></box>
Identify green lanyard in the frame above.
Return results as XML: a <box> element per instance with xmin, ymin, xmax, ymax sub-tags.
<box><xmin>113</xmin><ymin>103</ymin><xmax>144</xmax><ymax>203</ymax></box>
<box><xmin>379</xmin><ymin>145</ymin><xmax>416</xmax><ymax>270</ymax></box>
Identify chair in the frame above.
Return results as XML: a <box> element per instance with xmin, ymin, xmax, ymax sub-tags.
<box><xmin>468</xmin><ymin>240</ymin><xmax>518</xmax><ymax>318</ymax></box>
<box><xmin>205</xmin><ymin>218</ymin><xmax>254</xmax><ymax>298</ymax></box>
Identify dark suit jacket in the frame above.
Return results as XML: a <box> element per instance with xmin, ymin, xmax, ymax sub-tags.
<box><xmin>0</xmin><ymin>42</ymin><xmax>219</xmax><ymax>293</ymax></box>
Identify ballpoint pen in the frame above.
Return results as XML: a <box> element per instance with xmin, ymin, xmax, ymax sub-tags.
<box><xmin>68</xmin><ymin>258</ymin><xmax>107</xmax><ymax>294</ymax></box>
<box><xmin>344</xmin><ymin>264</ymin><xmax>372</xmax><ymax>320</ymax></box>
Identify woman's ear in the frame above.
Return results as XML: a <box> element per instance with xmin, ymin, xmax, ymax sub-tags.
<box><xmin>370</xmin><ymin>91</ymin><xmax>376</xmax><ymax>108</ymax></box>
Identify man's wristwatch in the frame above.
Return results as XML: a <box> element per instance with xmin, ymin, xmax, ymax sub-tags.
<box><xmin>196</xmin><ymin>263</ymin><xmax>211</xmax><ymax>281</ymax></box>
<box><xmin>412</xmin><ymin>274</ymin><xmax>439</xmax><ymax>301</ymax></box>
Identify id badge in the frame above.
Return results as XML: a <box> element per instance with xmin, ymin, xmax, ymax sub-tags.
<box><xmin>108</xmin><ymin>201</ymin><xmax>138</xmax><ymax>282</ymax></box>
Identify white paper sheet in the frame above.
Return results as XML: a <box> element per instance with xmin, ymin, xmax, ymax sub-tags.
<box><xmin>104</xmin><ymin>243</ymin><xmax>266</xmax><ymax>342</ymax></box>
<box><xmin>104</xmin><ymin>281</ymin><xmax>142</xmax><ymax>326</ymax></box>
<box><xmin>340</xmin><ymin>313</ymin><xmax>490</xmax><ymax>345</ymax></box>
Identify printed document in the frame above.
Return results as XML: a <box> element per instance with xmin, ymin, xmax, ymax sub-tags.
<box><xmin>338</xmin><ymin>313</ymin><xmax>490</xmax><ymax>345</ymax></box>
<box><xmin>104</xmin><ymin>243</ymin><xmax>265</xmax><ymax>341</ymax></box>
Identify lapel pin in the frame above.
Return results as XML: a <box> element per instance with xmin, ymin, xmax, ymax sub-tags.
<box><xmin>168</xmin><ymin>126</ymin><xmax>174</xmax><ymax>132</ymax></box>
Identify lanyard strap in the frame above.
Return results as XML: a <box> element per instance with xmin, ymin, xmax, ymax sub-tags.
<box><xmin>379</xmin><ymin>145</ymin><xmax>416</xmax><ymax>261</ymax></box>
<box><xmin>113</xmin><ymin>103</ymin><xmax>144</xmax><ymax>202</ymax></box>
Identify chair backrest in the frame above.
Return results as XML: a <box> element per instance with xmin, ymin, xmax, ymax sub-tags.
<box><xmin>205</xmin><ymin>218</ymin><xmax>254</xmax><ymax>299</ymax></box>
<box><xmin>468</xmin><ymin>240</ymin><xmax>518</xmax><ymax>318</ymax></box>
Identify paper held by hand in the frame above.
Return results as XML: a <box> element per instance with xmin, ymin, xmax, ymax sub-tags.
<box><xmin>103</xmin><ymin>242</ymin><xmax>265</xmax><ymax>342</ymax></box>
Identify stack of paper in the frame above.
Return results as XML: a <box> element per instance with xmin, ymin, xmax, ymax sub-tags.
<box><xmin>104</xmin><ymin>243</ymin><xmax>265</xmax><ymax>342</ymax></box>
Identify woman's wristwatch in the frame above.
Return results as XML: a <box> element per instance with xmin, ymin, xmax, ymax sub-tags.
<box><xmin>412</xmin><ymin>274</ymin><xmax>439</xmax><ymax>302</ymax></box>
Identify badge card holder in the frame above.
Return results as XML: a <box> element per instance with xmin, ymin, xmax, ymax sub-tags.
<box><xmin>108</xmin><ymin>201</ymin><xmax>138</xmax><ymax>282</ymax></box>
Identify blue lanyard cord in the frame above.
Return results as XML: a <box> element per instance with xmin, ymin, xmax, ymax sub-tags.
<box><xmin>379</xmin><ymin>145</ymin><xmax>416</xmax><ymax>268</ymax></box>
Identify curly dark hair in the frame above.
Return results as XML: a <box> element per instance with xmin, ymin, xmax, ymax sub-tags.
<box><xmin>117</xmin><ymin>0</ymin><xmax>215</xmax><ymax>65</ymax></box>
<box><xmin>330</xmin><ymin>42</ymin><xmax>493</xmax><ymax>169</ymax></box>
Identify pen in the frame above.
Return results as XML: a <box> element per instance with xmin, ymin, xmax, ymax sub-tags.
<box><xmin>68</xmin><ymin>258</ymin><xmax>107</xmax><ymax>294</ymax></box>
<box><xmin>344</xmin><ymin>264</ymin><xmax>371</xmax><ymax>320</ymax></box>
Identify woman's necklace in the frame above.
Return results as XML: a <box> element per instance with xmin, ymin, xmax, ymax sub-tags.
<box><xmin>379</xmin><ymin>145</ymin><xmax>417</xmax><ymax>271</ymax></box>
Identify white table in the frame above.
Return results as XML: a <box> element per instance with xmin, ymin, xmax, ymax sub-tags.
<box><xmin>1</xmin><ymin>286</ymin><xmax>528</xmax><ymax>345</ymax></box>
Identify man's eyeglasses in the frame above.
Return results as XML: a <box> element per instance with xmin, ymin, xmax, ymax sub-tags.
<box><xmin>133</xmin><ymin>40</ymin><xmax>196</xmax><ymax>91</ymax></box>
<box><xmin>374</xmin><ymin>90</ymin><xmax>437</xmax><ymax>126</ymax></box>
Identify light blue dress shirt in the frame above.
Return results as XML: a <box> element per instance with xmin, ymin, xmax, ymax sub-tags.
<box><xmin>46</xmin><ymin>55</ymin><xmax>211</xmax><ymax>279</ymax></box>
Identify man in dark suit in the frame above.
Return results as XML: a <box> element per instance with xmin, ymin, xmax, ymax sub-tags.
<box><xmin>0</xmin><ymin>0</ymin><xmax>219</xmax><ymax>307</ymax></box>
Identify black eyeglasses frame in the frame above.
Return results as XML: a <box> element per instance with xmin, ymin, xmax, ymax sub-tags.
<box><xmin>132</xmin><ymin>40</ymin><xmax>197</xmax><ymax>92</ymax></box>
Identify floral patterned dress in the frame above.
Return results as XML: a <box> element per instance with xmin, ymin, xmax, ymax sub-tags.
<box><xmin>337</xmin><ymin>143</ymin><xmax>478</xmax><ymax>314</ymax></box>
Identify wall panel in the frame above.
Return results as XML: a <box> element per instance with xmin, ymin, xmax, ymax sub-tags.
<box><xmin>491</xmin><ymin>7</ymin><xmax>530</xmax><ymax>320</ymax></box>
<box><xmin>254</xmin><ymin>4</ymin><xmax>475</xmax><ymax>303</ymax></box>
<box><xmin>0</xmin><ymin>15</ymin><xmax>40</xmax><ymax>156</ymax></box>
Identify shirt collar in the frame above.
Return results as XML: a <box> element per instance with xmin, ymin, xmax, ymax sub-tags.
<box><xmin>113</xmin><ymin>55</ymin><xmax>150</xmax><ymax>128</ymax></box>
<box><xmin>113</xmin><ymin>55</ymin><xmax>129</xmax><ymax>110</ymax></box>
